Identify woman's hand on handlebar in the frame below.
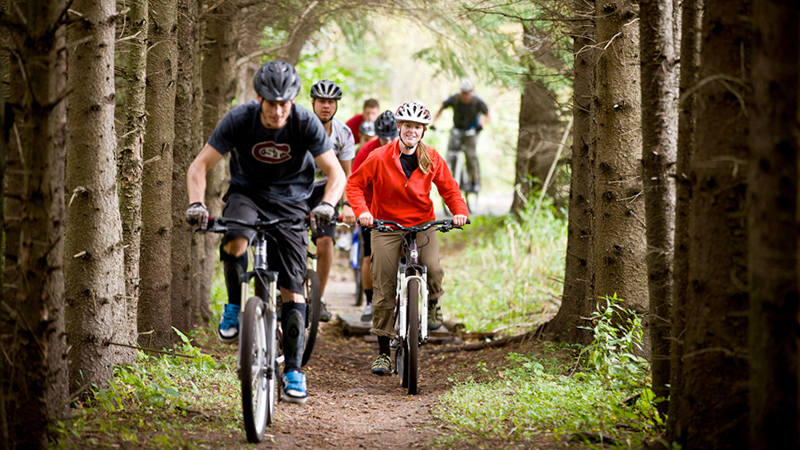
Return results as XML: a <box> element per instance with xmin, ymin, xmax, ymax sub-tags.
<box><xmin>357</xmin><ymin>212</ymin><xmax>374</xmax><ymax>227</ymax></box>
<box><xmin>452</xmin><ymin>215</ymin><xmax>468</xmax><ymax>227</ymax></box>
<box><xmin>341</xmin><ymin>204</ymin><xmax>357</xmax><ymax>227</ymax></box>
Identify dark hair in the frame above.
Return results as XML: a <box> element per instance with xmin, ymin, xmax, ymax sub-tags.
<box><xmin>363</xmin><ymin>99</ymin><xmax>379</xmax><ymax>109</ymax></box>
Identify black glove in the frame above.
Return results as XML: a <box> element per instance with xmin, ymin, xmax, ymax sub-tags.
<box><xmin>475</xmin><ymin>124</ymin><xmax>483</xmax><ymax>133</ymax></box>
<box><xmin>186</xmin><ymin>202</ymin><xmax>209</xmax><ymax>230</ymax></box>
<box><xmin>309</xmin><ymin>201</ymin><xmax>335</xmax><ymax>232</ymax></box>
<box><xmin>429</xmin><ymin>125</ymin><xmax>437</xmax><ymax>131</ymax></box>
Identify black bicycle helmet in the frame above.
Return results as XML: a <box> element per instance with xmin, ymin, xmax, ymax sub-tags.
<box><xmin>253</xmin><ymin>60</ymin><xmax>301</xmax><ymax>101</ymax></box>
<box><xmin>374</xmin><ymin>110</ymin><xmax>398</xmax><ymax>140</ymax></box>
<box><xmin>309</xmin><ymin>79</ymin><xmax>343</xmax><ymax>100</ymax></box>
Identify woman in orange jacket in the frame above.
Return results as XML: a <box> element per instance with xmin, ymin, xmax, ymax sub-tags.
<box><xmin>346</xmin><ymin>101</ymin><xmax>468</xmax><ymax>375</ymax></box>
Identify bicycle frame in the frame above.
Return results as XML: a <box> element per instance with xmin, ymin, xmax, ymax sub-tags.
<box><xmin>240</xmin><ymin>236</ymin><xmax>281</xmax><ymax>370</ymax></box>
<box><xmin>395</xmin><ymin>235</ymin><xmax>430</xmax><ymax>345</ymax></box>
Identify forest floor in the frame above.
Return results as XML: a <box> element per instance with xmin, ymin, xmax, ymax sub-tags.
<box><xmin>178</xmin><ymin>250</ymin><xmax>604</xmax><ymax>450</ymax></box>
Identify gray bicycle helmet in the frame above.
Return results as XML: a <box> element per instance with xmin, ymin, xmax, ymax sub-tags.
<box><xmin>359</xmin><ymin>120</ymin><xmax>376</xmax><ymax>137</ymax></box>
<box><xmin>253</xmin><ymin>60</ymin><xmax>301</xmax><ymax>101</ymax></box>
<box><xmin>374</xmin><ymin>110</ymin><xmax>398</xmax><ymax>140</ymax></box>
<box><xmin>310</xmin><ymin>79</ymin><xmax>343</xmax><ymax>100</ymax></box>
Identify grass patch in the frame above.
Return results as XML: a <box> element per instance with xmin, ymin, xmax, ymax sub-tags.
<box><xmin>439</xmin><ymin>201</ymin><xmax>567</xmax><ymax>335</ymax></box>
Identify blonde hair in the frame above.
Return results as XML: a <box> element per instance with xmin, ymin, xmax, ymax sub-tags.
<box><xmin>416</xmin><ymin>140</ymin><xmax>433</xmax><ymax>175</ymax></box>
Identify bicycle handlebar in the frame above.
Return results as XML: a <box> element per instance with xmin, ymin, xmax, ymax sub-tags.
<box><xmin>199</xmin><ymin>214</ymin><xmax>349</xmax><ymax>233</ymax></box>
<box><xmin>362</xmin><ymin>218</ymin><xmax>470</xmax><ymax>234</ymax></box>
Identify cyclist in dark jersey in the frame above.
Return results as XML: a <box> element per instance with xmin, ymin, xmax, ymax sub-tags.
<box><xmin>429</xmin><ymin>78</ymin><xmax>491</xmax><ymax>193</ymax></box>
<box><xmin>185</xmin><ymin>60</ymin><xmax>345</xmax><ymax>405</ymax></box>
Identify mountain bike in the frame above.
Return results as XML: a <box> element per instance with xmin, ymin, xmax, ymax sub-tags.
<box><xmin>442</xmin><ymin>127</ymin><xmax>478</xmax><ymax>214</ymax></box>
<box><xmin>202</xmin><ymin>215</ymin><xmax>320</xmax><ymax>443</ymax></box>
<box><xmin>364</xmin><ymin>219</ymin><xmax>469</xmax><ymax>395</ymax></box>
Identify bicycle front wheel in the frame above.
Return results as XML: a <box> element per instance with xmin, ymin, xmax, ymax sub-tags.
<box><xmin>301</xmin><ymin>269</ymin><xmax>322</xmax><ymax>367</ymax></box>
<box><xmin>406</xmin><ymin>279</ymin><xmax>420</xmax><ymax>395</ymax></box>
<box><xmin>241</xmin><ymin>296</ymin><xmax>272</xmax><ymax>443</ymax></box>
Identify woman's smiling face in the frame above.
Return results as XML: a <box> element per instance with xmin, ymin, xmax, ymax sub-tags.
<box><xmin>398</xmin><ymin>122</ymin><xmax>424</xmax><ymax>147</ymax></box>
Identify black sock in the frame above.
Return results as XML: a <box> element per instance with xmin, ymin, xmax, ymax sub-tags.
<box><xmin>365</xmin><ymin>289</ymin><xmax>373</xmax><ymax>304</ymax></box>
<box><xmin>222</xmin><ymin>251</ymin><xmax>248</xmax><ymax>306</ymax></box>
<box><xmin>378</xmin><ymin>336</ymin><xmax>391</xmax><ymax>356</ymax></box>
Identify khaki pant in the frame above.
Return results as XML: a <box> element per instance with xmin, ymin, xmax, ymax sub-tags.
<box><xmin>369</xmin><ymin>229</ymin><xmax>444</xmax><ymax>338</ymax></box>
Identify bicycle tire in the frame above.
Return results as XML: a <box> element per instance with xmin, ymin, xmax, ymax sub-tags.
<box><xmin>354</xmin><ymin>230</ymin><xmax>365</xmax><ymax>306</ymax></box>
<box><xmin>406</xmin><ymin>279</ymin><xmax>420</xmax><ymax>395</ymax></box>
<box><xmin>241</xmin><ymin>296</ymin><xmax>270</xmax><ymax>443</ymax></box>
<box><xmin>301</xmin><ymin>269</ymin><xmax>322</xmax><ymax>367</ymax></box>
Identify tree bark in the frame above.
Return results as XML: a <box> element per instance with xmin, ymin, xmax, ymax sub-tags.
<box><xmin>66</xmin><ymin>0</ymin><xmax>131</xmax><ymax>389</ymax></box>
<box><xmin>675</xmin><ymin>0</ymin><xmax>751</xmax><ymax>447</ymax></box>
<box><xmin>171</xmin><ymin>0</ymin><xmax>199</xmax><ymax>334</ymax></box>
<box><xmin>639</xmin><ymin>0</ymin><xmax>678</xmax><ymax>416</ymax></box>
<box><xmin>591</xmin><ymin>0</ymin><xmax>648</xmax><ymax>348</ymax></box>
<box><xmin>139</xmin><ymin>0</ymin><xmax>178</xmax><ymax>349</ymax></box>
<box><xmin>1</xmin><ymin>0</ymin><xmax>69</xmax><ymax>446</ymax></box>
<box><xmin>510</xmin><ymin>21</ymin><xmax>566</xmax><ymax>216</ymax></box>
<box><xmin>747</xmin><ymin>0</ymin><xmax>798</xmax><ymax>448</ymax></box>
<box><xmin>197</xmin><ymin>2</ymin><xmax>238</xmax><ymax>315</ymax></box>
<box><xmin>667</xmin><ymin>0</ymin><xmax>702</xmax><ymax>439</ymax></box>
<box><xmin>539</xmin><ymin>0</ymin><xmax>594</xmax><ymax>345</ymax></box>
<box><xmin>119</xmin><ymin>0</ymin><xmax>148</xmax><ymax>355</ymax></box>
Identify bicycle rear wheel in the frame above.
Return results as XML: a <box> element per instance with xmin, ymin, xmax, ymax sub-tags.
<box><xmin>241</xmin><ymin>296</ymin><xmax>271</xmax><ymax>443</ymax></box>
<box><xmin>301</xmin><ymin>269</ymin><xmax>322</xmax><ymax>367</ymax></box>
<box><xmin>406</xmin><ymin>279</ymin><xmax>420</xmax><ymax>395</ymax></box>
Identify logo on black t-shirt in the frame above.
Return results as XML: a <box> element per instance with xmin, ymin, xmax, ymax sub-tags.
<box><xmin>252</xmin><ymin>141</ymin><xmax>292</xmax><ymax>163</ymax></box>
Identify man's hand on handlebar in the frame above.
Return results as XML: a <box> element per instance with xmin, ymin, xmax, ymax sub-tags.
<box><xmin>186</xmin><ymin>202</ymin><xmax>210</xmax><ymax>231</ymax></box>
<box><xmin>452</xmin><ymin>214</ymin><xmax>468</xmax><ymax>227</ymax></box>
<box><xmin>357</xmin><ymin>212</ymin><xmax>374</xmax><ymax>227</ymax></box>
<box><xmin>341</xmin><ymin>203</ymin><xmax>357</xmax><ymax>227</ymax></box>
<box><xmin>310</xmin><ymin>202</ymin><xmax>335</xmax><ymax>232</ymax></box>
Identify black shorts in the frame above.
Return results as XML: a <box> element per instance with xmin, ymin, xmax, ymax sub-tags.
<box><xmin>222</xmin><ymin>188</ymin><xmax>309</xmax><ymax>294</ymax></box>
<box><xmin>361</xmin><ymin>226</ymin><xmax>372</xmax><ymax>257</ymax></box>
<box><xmin>306</xmin><ymin>184</ymin><xmax>339</xmax><ymax>244</ymax></box>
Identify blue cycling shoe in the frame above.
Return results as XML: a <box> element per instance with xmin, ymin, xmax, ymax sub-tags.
<box><xmin>218</xmin><ymin>303</ymin><xmax>240</xmax><ymax>344</ymax></box>
<box><xmin>282</xmin><ymin>370</ymin><xmax>308</xmax><ymax>405</ymax></box>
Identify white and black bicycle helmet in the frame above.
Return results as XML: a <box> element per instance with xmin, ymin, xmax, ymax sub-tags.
<box><xmin>374</xmin><ymin>110</ymin><xmax>398</xmax><ymax>140</ymax></box>
<box><xmin>460</xmin><ymin>77</ymin><xmax>474</xmax><ymax>92</ymax></box>
<box><xmin>253</xmin><ymin>60</ymin><xmax>301</xmax><ymax>101</ymax></box>
<box><xmin>394</xmin><ymin>102</ymin><xmax>431</xmax><ymax>125</ymax></box>
<box><xmin>309</xmin><ymin>79</ymin><xmax>343</xmax><ymax>100</ymax></box>
<box><xmin>359</xmin><ymin>120</ymin><xmax>376</xmax><ymax>137</ymax></box>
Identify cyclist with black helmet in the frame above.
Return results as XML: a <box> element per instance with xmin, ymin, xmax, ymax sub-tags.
<box><xmin>346</xmin><ymin>102</ymin><xmax>468</xmax><ymax>376</ymax></box>
<box><xmin>429</xmin><ymin>78</ymin><xmax>491</xmax><ymax>193</ymax></box>
<box><xmin>185</xmin><ymin>60</ymin><xmax>345</xmax><ymax>404</ymax></box>
<box><xmin>350</xmin><ymin>110</ymin><xmax>400</xmax><ymax>322</ymax></box>
<box><xmin>307</xmin><ymin>79</ymin><xmax>357</xmax><ymax>321</ymax></box>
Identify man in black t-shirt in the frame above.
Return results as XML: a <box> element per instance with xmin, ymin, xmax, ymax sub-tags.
<box><xmin>185</xmin><ymin>60</ymin><xmax>345</xmax><ymax>405</ymax></box>
<box><xmin>429</xmin><ymin>77</ymin><xmax>491</xmax><ymax>193</ymax></box>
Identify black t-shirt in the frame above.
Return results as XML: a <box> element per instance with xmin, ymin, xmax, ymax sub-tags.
<box><xmin>207</xmin><ymin>101</ymin><xmax>332</xmax><ymax>202</ymax></box>
<box><xmin>442</xmin><ymin>94</ymin><xmax>489</xmax><ymax>130</ymax></box>
<box><xmin>399</xmin><ymin>152</ymin><xmax>418</xmax><ymax>179</ymax></box>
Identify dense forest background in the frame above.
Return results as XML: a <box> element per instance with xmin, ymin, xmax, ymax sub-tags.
<box><xmin>1</xmin><ymin>0</ymin><xmax>799</xmax><ymax>449</ymax></box>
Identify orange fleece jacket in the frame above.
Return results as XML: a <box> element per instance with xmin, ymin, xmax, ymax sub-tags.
<box><xmin>346</xmin><ymin>140</ymin><xmax>468</xmax><ymax>226</ymax></box>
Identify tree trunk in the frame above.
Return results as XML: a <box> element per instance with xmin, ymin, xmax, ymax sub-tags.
<box><xmin>591</xmin><ymin>0</ymin><xmax>648</xmax><ymax>344</ymax></box>
<box><xmin>1</xmin><ymin>0</ymin><xmax>69</xmax><ymax>446</ymax></box>
<box><xmin>171</xmin><ymin>0</ymin><xmax>199</xmax><ymax>334</ymax></box>
<box><xmin>747</xmin><ymin>1</ymin><xmax>798</xmax><ymax>448</ymax></box>
<box><xmin>667</xmin><ymin>0</ymin><xmax>702</xmax><ymax>439</ymax></box>
<box><xmin>119</xmin><ymin>0</ymin><xmax>148</xmax><ymax>356</ymax></box>
<box><xmin>510</xmin><ymin>21</ymin><xmax>566</xmax><ymax>215</ymax></box>
<box><xmin>539</xmin><ymin>0</ymin><xmax>594</xmax><ymax>345</ymax></box>
<box><xmin>640</xmin><ymin>0</ymin><xmax>678</xmax><ymax>415</ymax></box>
<box><xmin>675</xmin><ymin>0</ymin><xmax>751</xmax><ymax>447</ymax></box>
<box><xmin>139</xmin><ymin>0</ymin><xmax>178</xmax><ymax>349</ymax></box>
<box><xmin>66</xmin><ymin>0</ymin><xmax>131</xmax><ymax>389</ymax></box>
<box><xmin>197</xmin><ymin>3</ymin><xmax>238</xmax><ymax>316</ymax></box>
